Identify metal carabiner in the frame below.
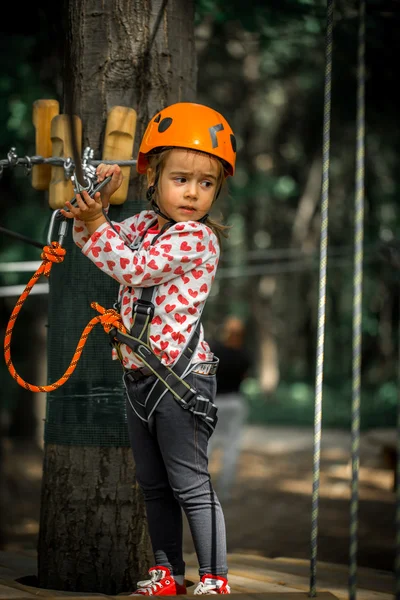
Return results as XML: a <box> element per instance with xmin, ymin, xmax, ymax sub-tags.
<box><xmin>47</xmin><ymin>210</ymin><xmax>69</xmax><ymax>247</ymax></box>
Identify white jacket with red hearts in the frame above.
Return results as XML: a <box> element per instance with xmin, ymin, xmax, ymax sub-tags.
<box><xmin>73</xmin><ymin>210</ymin><xmax>219</xmax><ymax>369</ymax></box>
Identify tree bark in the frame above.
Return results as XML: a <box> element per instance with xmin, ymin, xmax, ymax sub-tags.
<box><xmin>38</xmin><ymin>0</ymin><xmax>196</xmax><ymax>593</ymax></box>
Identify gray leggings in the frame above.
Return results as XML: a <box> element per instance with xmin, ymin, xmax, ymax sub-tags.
<box><xmin>124</xmin><ymin>371</ymin><xmax>227</xmax><ymax>578</ymax></box>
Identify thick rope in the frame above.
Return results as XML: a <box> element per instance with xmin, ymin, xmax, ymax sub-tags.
<box><xmin>349</xmin><ymin>2</ymin><xmax>365</xmax><ymax>599</ymax></box>
<box><xmin>309</xmin><ymin>0</ymin><xmax>334</xmax><ymax>596</ymax></box>
<box><xmin>3</xmin><ymin>243</ymin><xmax>126</xmax><ymax>392</ymax></box>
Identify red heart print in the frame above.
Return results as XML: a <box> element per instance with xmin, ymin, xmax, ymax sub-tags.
<box><xmin>188</xmin><ymin>289</ymin><xmax>198</xmax><ymax>298</ymax></box>
<box><xmin>176</xmin><ymin>224</ymin><xmax>185</xmax><ymax>230</ymax></box>
<box><xmin>209</xmin><ymin>241</ymin><xmax>217</xmax><ymax>254</ymax></box>
<box><xmin>106</xmin><ymin>229</ymin><xmax>116</xmax><ymax>239</ymax></box>
<box><xmin>160</xmin><ymin>341</ymin><xmax>169</xmax><ymax>350</ymax></box>
<box><xmin>163</xmin><ymin>234</ymin><xmax>172</xmax><ymax>241</ymax></box>
<box><xmin>179</xmin><ymin>232</ymin><xmax>189</xmax><ymax>237</ymax></box>
<box><xmin>178</xmin><ymin>294</ymin><xmax>189</xmax><ymax>306</ymax></box>
<box><xmin>175</xmin><ymin>314</ymin><xmax>186</xmax><ymax>324</ymax></box>
<box><xmin>123</xmin><ymin>296</ymin><xmax>130</xmax><ymax>305</ymax></box>
<box><xmin>193</xmin><ymin>230</ymin><xmax>204</xmax><ymax>239</ymax></box>
<box><xmin>116</xmin><ymin>242</ymin><xmax>125</xmax><ymax>250</ymax></box>
<box><xmin>196</xmin><ymin>242</ymin><xmax>206</xmax><ymax>252</ymax></box>
<box><xmin>162</xmin><ymin>324</ymin><xmax>173</xmax><ymax>334</ymax></box>
<box><xmin>148</xmin><ymin>259</ymin><xmax>158</xmax><ymax>270</ymax></box>
<box><xmin>138</xmin><ymin>221</ymin><xmax>145</xmax><ymax>232</ymax></box>
<box><xmin>91</xmin><ymin>246</ymin><xmax>101</xmax><ymax>258</ymax></box>
<box><xmin>181</xmin><ymin>256</ymin><xmax>190</xmax><ymax>263</ymax></box>
<box><xmin>161</xmin><ymin>244</ymin><xmax>172</xmax><ymax>252</ymax></box>
<box><xmin>193</xmin><ymin>258</ymin><xmax>202</xmax><ymax>266</ymax></box>
<box><xmin>165</xmin><ymin>304</ymin><xmax>176</xmax><ymax>313</ymax></box>
<box><xmin>123</xmin><ymin>274</ymin><xmax>133</xmax><ymax>284</ymax></box>
<box><xmin>150</xmin><ymin>248</ymin><xmax>160</xmax><ymax>256</ymax></box>
<box><xmin>156</xmin><ymin>295</ymin><xmax>166</xmax><ymax>305</ymax></box>
<box><xmin>168</xmin><ymin>284</ymin><xmax>179</xmax><ymax>294</ymax></box>
<box><xmin>182</xmin><ymin>275</ymin><xmax>190</xmax><ymax>284</ymax></box>
<box><xmin>154</xmin><ymin>277</ymin><xmax>163</xmax><ymax>284</ymax></box>
<box><xmin>135</xmin><ymin>265</ymin><xmax>144</xmax><ymax>275</ymax></box>
<box><xmin>74</xmin><ymin>226</ymin><xmax>84</xmax><ymax>233</ymax></box>
<box><xmin>143</xmin><ymin>273</ymin><xmax>152</xmax><ymax>280</ymax></box>
<box><xmin>180</xmin><ymin>241</ymin><xmax>192</xmax><ymax>251</ymax></box>
<box><xmin>95</xmin><ymin>261</ymin><xmax>104</xmax><ymax>268</ymax></box>
<box><xmin>107</xmin><ymin>260</ymin><xmax>116</xmax><ymax>271</ymax></box>
<box><xmin>174</xmin><ymin>266</ymin><xmax>184</xmax><ymax>275</ymax></box>
<box><xmin>200</xmin><ymin>283</ymin><xmax>208</xmax><ymax>293</ymax></box>
<box><xmin>188</xmin><ymin>307</ymin><xmax>197</xmax><ymax>315</ymax></box>
<box><xmin>163</xmin><ymin>254</ymin><xmax>173</xmax><ymax>261</ymax></box>
<box><xmin>206</xmin><ymin>264</ymin><xmax>214</xmax><ymax>273</ymax></box>
<box><xmin>150</xmin><ymin>335</ymin><xmax>160</xmax><ymax>342</ymax></box>
<box><xmin>152</xmin><ymin>316</ymin><xmax>162</xmax><ymax>325</ymax></box>
<box><xmin>170</xmin><ymin>350</ymin><xmax>179</xmax><ymax>359</ymax></box>
<box><xmin>198</xmin><ymin>353</ymin><xmax>207</xmax><ymax>361</ymax></box>
<box><xmin>104</xmin><ymin>241</ymin><xmax>112</xmax><ymax>252</ymax></box>
<box><xmin>172</xmin><ymin>331</ymin><xmax>186</xmax><ymax>344</ymax></box>
<box><xmin>91</xmin><ymin>232</ymin><xmax>101</xmax><ymax>242</ymax></box>
<box><xmin>192</xmin><ymin>269</ymin><xmax>203</xmax><ymax>280</ymax></box>
<box><xmin>162</xmin><ymin>264</ymin><xmax>172</xmax><ymax>273</ymax></box>
<box><xmin>120</xmin><ymin>257</ymin><xmax>130</xmax><ymax>269</ymax></box>
<box><xmin>124</xmin><ymin>306</ymin><xmax>131</xmax><ymax>316</ymax></box>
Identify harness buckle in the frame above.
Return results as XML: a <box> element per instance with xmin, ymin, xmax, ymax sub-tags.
<box><xmin>133</xmin><ymin>299</ymin><xmax>155</xmax><ymax>319</ymax></box>
<box><xmin>180</xmin><ymin>387</ymin><xmax>197</xmax><ymax>410</ymax></box>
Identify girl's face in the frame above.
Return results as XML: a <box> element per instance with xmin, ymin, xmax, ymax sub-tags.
<box><xmin>148</xmin><ymin>149</ymin><xmax>221</xmax><ymax>228</ymax></box>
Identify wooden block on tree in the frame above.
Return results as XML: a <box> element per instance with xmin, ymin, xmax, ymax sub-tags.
<box><xmin>49</xmin><ymin>115</ymin><xmax>82</xmax><ymax>209</ymax></box>
<box><xmin>102</xmin><ymin>106</ymin><xmax>137</xmax><ymax>205</ymax></box>
<box><xmin>32</xmin><ymin>99</ymin><xmax>60</xmax><ymax>191</ymax></box>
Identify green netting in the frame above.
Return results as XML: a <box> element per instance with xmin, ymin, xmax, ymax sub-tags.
<box><xmin>45</xmin><ymin>200</ymin><xmax>144</xmax><ymax>447</ymax></box>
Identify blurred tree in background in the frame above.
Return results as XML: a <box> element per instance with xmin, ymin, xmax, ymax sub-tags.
<box><xmin>1</xmin><ymin>0</ymin><xmax>400</xmax><ymax>439</ymax></box>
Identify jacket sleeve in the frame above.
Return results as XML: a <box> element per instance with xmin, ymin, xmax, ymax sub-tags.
<box><xmin>72</xmin><ymin>209</ymin><xmax>141</xmax><ymax>250</ymax></box>
<box><xmin>81</xmin><ymin>220</ymin><xmax>219</xmax><ymax>287</ymax></box>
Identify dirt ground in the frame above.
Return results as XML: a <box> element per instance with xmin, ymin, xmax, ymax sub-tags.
<box><xmin>0</xmin><ymin>425</ymin><xmax>396</xmax><ymax>574</ymax></box>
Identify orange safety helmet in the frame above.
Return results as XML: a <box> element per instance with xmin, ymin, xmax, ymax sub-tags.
<box><xmin>137</xmin><ymin>102</ymin><xmax>236</xmax><ymax>177</ymax></box>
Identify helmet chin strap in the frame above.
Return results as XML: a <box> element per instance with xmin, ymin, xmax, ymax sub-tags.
<box><xmin>146</xmin><ymin>184</ymin><xmax>209</xmax><ymax>225</ymax></box>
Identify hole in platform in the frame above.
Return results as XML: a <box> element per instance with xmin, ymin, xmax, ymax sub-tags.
<box><xmin>15</xmin><ymin>575</ymin><xmax>40</xmax><ymax>587</ymax></box>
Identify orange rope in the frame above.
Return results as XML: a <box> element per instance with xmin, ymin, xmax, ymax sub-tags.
<box><xmin>4</xmin><ymin>242</ymin><xmax>127</xmax><ymax>392</ymax></box>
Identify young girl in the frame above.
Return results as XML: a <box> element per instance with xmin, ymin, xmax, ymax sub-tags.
<box><xmin>61</xmin><ymin>102</ymin><xmax>236</xmax><ymax>596</ymax></box>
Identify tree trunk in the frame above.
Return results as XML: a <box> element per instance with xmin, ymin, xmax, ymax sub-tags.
<box><xmin>38</xmin><ymin>0</ymin><xmax>196</xmax><ymax>593</ymax></box>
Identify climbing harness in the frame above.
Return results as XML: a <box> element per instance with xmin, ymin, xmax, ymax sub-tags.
<box><xmin>108</xmin><ymin>218</ymin><xmax>219</xmax><ymax>431</ymax></box>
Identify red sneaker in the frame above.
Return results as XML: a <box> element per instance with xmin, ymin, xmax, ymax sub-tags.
<box><xmin>194</xmin><ymin>574</ymin><xmax>230</xmax><ymax>594</ymax></box>
<box><xmin>130</xmin><ymin>566</ymin><xmax>187</xmax><ymax>596</ymax></box>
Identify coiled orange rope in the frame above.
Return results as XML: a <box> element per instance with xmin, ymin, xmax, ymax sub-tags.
<box><xmin>4</xmin><ymin>242</ymin><xmax>127</xmax><ymax>392</ymax></box>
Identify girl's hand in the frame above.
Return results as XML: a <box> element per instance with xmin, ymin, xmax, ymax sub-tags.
<box><xmin>60</xmin><ymin>190</ymin><xmax>103</xmax><ymax>222</ymax></box>
<box><xmin>96</xmin><ymin>163</ymin><xmax>123</xmax><ymax>206</ymax></box>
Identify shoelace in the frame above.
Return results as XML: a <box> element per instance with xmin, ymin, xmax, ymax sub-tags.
<box><xmin>194</xmin><ymin>581</ymin><xmax>230</xmax><ymax>595</ymax></box>
<box><xmin>136</xmin><ymin>570</ymin><xmax>166</xmax><ymax>594</ymax></box>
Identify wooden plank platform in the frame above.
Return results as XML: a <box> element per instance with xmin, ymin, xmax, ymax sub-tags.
<box><xmin>0</xmin><ymin>550</ymin><xmax>395</xmax><ymax>599</ymax></box>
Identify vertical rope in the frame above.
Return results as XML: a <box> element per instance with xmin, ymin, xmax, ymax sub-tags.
<box><xmin>309</xmin><ymin>0</ymin><xmax>334</xmax><ymax>596</ymax></box>
<box><xmin>349</xmin><ymin>2</ymin><xmax>365</xmax><ymax>599</ymax></box>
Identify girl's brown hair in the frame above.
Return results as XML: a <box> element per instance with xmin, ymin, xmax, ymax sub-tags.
<box><xmin>146</xmin><ymin>149</ymin><xmax>230</xmax><ymax>245</ymax></box>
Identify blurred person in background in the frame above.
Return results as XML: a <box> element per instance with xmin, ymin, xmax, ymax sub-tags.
<box><xmin>209</xmin><ymin>316</ymin><xmax>251</xmax><ymax>502</ymax></box>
